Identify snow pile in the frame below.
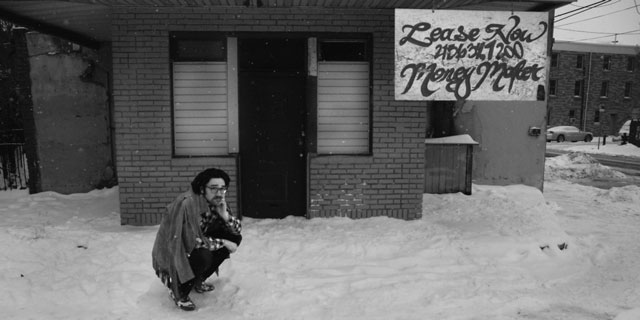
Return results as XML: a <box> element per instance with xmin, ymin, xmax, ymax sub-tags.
<box><xmin>423</xmin><ymin>184</ymin><xmax>570</xmax><ymax>261</ymax></box>
<box><xmin>1</xmin><ymin>145</ymin><xmax>640</xmax><ymax>319</ymax></box>
<box><xmin>545</xmin><ymin>151</ymin><xmax>627</xmax><ymax>180</ymax></box>
<box><xmin>0</xmin><ymin>187</ymin><xmax>151</xmax><ymax>319</ymax></box>
<box><xmin>546</xmin><ymin>141</ymin><xmax>640</xmax><ymax>158</ymax></box>
<box><xmin>598</xmin><ymin>185</ymin><xmax>640</xmax><ymax>204</ymax></box>
<box><xmin>615</xmin><ymin>308</ymin><xmax>640</xmax><ymax>320</ymax></box>
<box><xmin>0</xmin><ymin>184</ymin><xmax>595</xmax><ymax>320</ymax></box>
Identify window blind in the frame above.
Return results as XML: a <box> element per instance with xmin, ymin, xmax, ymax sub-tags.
<box><xmin>317</xmin><ymin>61</ymin><xmax>370</xmax><ymax>154</ymax></box>
<box><xmin>173</xmin><ymin>61</ymin><xmax>228</xmax><ymax>156</ymax></box>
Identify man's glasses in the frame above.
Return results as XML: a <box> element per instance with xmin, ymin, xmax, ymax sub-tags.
<box><xmin>206</xmin><ymin>186</ymin><xmax>228</xmax><ymax>194</ymax></box>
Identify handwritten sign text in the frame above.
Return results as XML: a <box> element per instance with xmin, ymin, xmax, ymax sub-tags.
<box><xmin>395</xmin><ymin>10</ymin><xmax>549</xmax><ymax>101</ymax></box>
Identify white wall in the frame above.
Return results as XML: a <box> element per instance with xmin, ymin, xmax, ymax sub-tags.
<box><xmin>453</xmin><ymin>100</ymin><xmax>547</xmax><ymax>190</ymax></box>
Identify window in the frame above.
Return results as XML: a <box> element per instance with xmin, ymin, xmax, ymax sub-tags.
<box><xmin>603</xmin><ymin>56</ymin><xmax>611</xmax><ymax>71</ymax></box>
<box><xmin>551</xmin><ymin>53</ymin><xmax>558</xmax><ymax>68</ymax></box>
<box><xmin>576</xmin><ymin>54</ymin><xmax>584</xmax><ymax>69</ymax></box>
<box><xmin>574</xmin><ymin>80</ymin><xmax>583</xmax><ymax>97</ymax></box>
<box><xmin>319</xmin><ymin>40</ymin><xmax>368</xmax><ymax>61</ymax></box>
<box><xmin>624</xmin><ymin>82</ymin><xmax>632</xmax><ymax>98</ymax></box>
<box><xmin>628</xmin><ymin>57</ymin><xmax>635</xmax><ymax>72</ymax></box>
<box><xmin>170</xmin><ymin>33</ymin><xmax>230</xmax><ymax>156</ymax></box>
<box><xmin>594</xmin><ymin>109</ymin><xmax>600</xmax><ymax>123</ymax></box>
<box><xmin>316</xmin><ymin>38</ymin><xmax>371</xmax><ymax>155</ymax></box>
<box><xmin>600</xmin><ymin>81</ymin><xmax>608</xmax><ymax>98</ymax></box>
<box><xmin>569</xmin><ymin>109</ymin><xmax>576</xmax><ymax>118</ymax></box>
<box><xmin>171</xmin><ymin>38</ymin><xmax>225</xmax><ymax>61</ymax></box>
<box><xmin>549</xmin><ymin>79</ymin><xmax>557</xmax><ymax>96</ymax></box>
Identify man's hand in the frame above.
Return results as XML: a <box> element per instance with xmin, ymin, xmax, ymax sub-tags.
<box><xmin>216</xmin><ymin>200</ymin><xmax>229</xmax><ymax>221</ymax></box>
<box><xmin>221</xmin><ymin>239</ymin><xmax>238</xmax><ymax>253</ymax></box>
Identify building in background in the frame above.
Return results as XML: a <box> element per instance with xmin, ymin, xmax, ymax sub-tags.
<box><xmin>0</xmin><ymin>26</ymin><xmax>115</xmax><ymax>194</ymax></box>
<box><xmin>548</xmin><ymin>41</ymin><xmax>640</xmax><ymax>137</ymax></box>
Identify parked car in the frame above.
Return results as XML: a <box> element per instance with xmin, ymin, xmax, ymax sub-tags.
<box><xmin>618</xmin><ymin>120</ymin><xmax>631</xmax><ymax>137</ymax></box>
<box><xmin>613</xmin><ymin>120</ymin><xmax>631</xmax><ymax>142</ymax></box>
<box><xmin>546</xmin><ymin>126</ymin><xmax>593</xmax><ymax>142</ymax></box>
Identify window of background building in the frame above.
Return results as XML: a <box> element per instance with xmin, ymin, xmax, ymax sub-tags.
<box><xmin>170</xmin><ymin>33</ymin><xmax>229</xmax><ymax>157</ymax></box>
<box><xmin>551</xmin><ymin>53</ymin><xmax>558</xmax><ymax>68</ymax></box>
<box><xmin>600</xmin><ymin>81</ymin><xmax>609</xmax><ymax>98</ymax></box>
<box><xmin>549</xmin><ymin>79</ymin><xmax>557</xmax><ymax>96</ymax></box>
<box><xmin>569</xmin><ymin>109</ymin><xmax>576</xmax><ymax>118</ymax></box>
<box><xmin>594</xmin><ymin>109</ymin><xmax>600</xmax><ymax>123</ymax></box>
<box><xmin>576</xmin><ymin>54</ymin><xmax>584</xmax><ymax>69</ymax></box>
<box><xmin>603</xmin><ymin>56</ymin><xmax>611</xmax><ymax>71</ymax></box>
<box><xmin>624</xmin><ymin>82</ymin><xmax>632</xmax><ymax>98</ymax></box>
<box><xmin>574</xmin><ymin>80</ymin><xmax>582</xmax><ymax>97</ymax></box>
<box><xmin>628</xmin><ymin>57</ymin><xmax>635</xmax><ymax>72</ymax></box>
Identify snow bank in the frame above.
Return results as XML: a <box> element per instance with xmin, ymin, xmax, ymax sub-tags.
<box><xmin>423</xmin><ymin>184</ymin><xmax>581</xmax><ymax>284</ymax></box>
<box><xmin>545</xmin><ymin>152</ymin><xmax>627</xmax><ymax>180</ymax></box>
<box><xmin>546</xmin><ymin>141</ymin><xmax>640</xmax><ymax>158</ymax></box>
<box><xmin>0</xmin><ymin>184</ymin><xmax>588</xmax><ymax>320</ymax></box>
<box><xmin>1</xmin><ymin>159</ymin><xmax>640</xmax><ymax>319</ymax></box>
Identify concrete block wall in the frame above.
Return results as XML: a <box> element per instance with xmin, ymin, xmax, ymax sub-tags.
<box><xmin>111</xmin><ymin>7</ymin><xmax>426</xmax><ymax>225</ymax></box>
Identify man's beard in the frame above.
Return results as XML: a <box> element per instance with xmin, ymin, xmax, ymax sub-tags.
<box><xmin>209</xmin><ymin>197</ymin><xmax>224</xmax><ymax>205</ymax></box>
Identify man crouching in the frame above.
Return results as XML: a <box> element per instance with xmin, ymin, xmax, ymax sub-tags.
<box><xmin>152</xmin><ymin>168</ymin><xmax>242</xmax><ymax>311</ymax></box>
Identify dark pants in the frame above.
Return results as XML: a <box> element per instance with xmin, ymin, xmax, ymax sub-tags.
<box><xmin>179</xmin><ymin>248</ymin><xmax>229</xmax><ymax>297</ymax></box>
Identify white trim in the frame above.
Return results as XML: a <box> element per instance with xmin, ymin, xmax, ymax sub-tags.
<box><xmin>227</xmin><ymin>37</ymin><xmax>239</xmax><ymax>154</ymax></box>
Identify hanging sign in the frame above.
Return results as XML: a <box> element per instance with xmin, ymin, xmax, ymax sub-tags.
<box><xmin>395</xmin><ymin>9</ymin><xmax>549</xmax><ymax>101</ymax></box>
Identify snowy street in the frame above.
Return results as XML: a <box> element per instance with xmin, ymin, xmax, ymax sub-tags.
<box><xmin>1</xmin><ymin>144</ymin><xmax>639</xmax><ymax>319</ymax></box>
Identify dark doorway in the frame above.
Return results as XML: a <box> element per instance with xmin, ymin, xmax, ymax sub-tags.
<box><xmin>238</xmin><ymin>38</ymin><xmax>307</xmax><ymax>219</ymax></box>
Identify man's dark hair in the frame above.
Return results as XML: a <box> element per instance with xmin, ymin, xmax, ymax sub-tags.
<box><xmin>191</xmin><ymin>168</ymin><xmax>230</xmax><ymax>195</ymax></box>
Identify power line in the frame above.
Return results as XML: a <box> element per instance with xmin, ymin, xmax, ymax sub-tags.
<box><xmin>555</xmin><ymin>27</ymin><xmax>640</xmax><ymax>35</ymax></box>
<box><xmin>565</xmin><ymin>0</ymin><xmax>621</xmax><ymax>9</ymax></box>
<box><xmin>570</xmin><ymin>29</ymin><xmax>640</xmax><ymax>42</ymax></box>
<box><xmin>556</xmin><ymin>0</ymin><xmax>610</xmax><ymax>18</ymax></box>
<box><xmin>556</xmin><ymin>4</ymin><xmax>640</xmax><ymax>26</ymax></box>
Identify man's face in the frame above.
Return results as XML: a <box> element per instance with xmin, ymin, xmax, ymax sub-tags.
<box><xmin>203</xmin><ymin>178</ymin><xmax>227</xmax><ymax>206</ymax></box>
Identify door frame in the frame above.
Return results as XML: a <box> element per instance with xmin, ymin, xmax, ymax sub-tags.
<box><xmin>237</xmin><ymin>35</ymin><xmax>309</xmax><ymax>219</ymax></box>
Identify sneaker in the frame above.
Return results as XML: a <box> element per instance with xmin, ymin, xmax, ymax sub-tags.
<box><xmin>194</xmin><ymin>282</ymin><xmax>215</xmax><ymax>293</ymax></box>
<box><xmin>170</xmin><ymin>291</ymin><xmax>196</xmax><ymax>311</ymax></box>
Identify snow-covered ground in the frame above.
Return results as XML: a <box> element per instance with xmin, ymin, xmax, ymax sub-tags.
<box><xmin>1</xmin><ymin>143</ymin><xmax>639</xmax><ymax>320</ymax></box>
<box><xmin>546</xmin><ymin>140</ymin><xmax>640</xmax><ymax>158</ymax></box>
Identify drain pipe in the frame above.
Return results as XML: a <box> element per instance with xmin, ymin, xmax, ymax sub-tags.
<box><xmin>582</xmin><ymin>52</ymin><xmax>592</xmax><ymax>131</ymax></box>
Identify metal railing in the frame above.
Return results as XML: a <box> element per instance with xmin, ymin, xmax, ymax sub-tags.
<box><xmin>0</xmin><ymin>143</ymin><xmax>29</xmax><ymax>190</ymax></box>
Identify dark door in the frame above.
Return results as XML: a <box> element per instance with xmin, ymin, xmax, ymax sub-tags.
<box><xmin>238</xmin><ymin>38</ymin><xmax>307</xmax><ymax>219</ymax></box>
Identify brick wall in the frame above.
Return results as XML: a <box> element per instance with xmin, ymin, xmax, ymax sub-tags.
<box><xmin>112</xmin><ymin>7</ymin><xmax>426</xmax><ymax>225</ymax></box>
<box><xmin>548</xmin><ymin>50</ymin><xmax>640</xmax><ymax>134</ymax></box>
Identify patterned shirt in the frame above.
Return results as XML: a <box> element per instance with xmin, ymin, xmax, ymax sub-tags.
<box><xmin>195</xmin><ymin>207</ymin><xmax>242</xmax><ymax>251</ymax></box>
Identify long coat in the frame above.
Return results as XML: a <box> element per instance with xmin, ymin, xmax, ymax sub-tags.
<box><xmin>152</xmin><ymin>190</ymin><xmax>209</xmax><ymax>297</ymax></box>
